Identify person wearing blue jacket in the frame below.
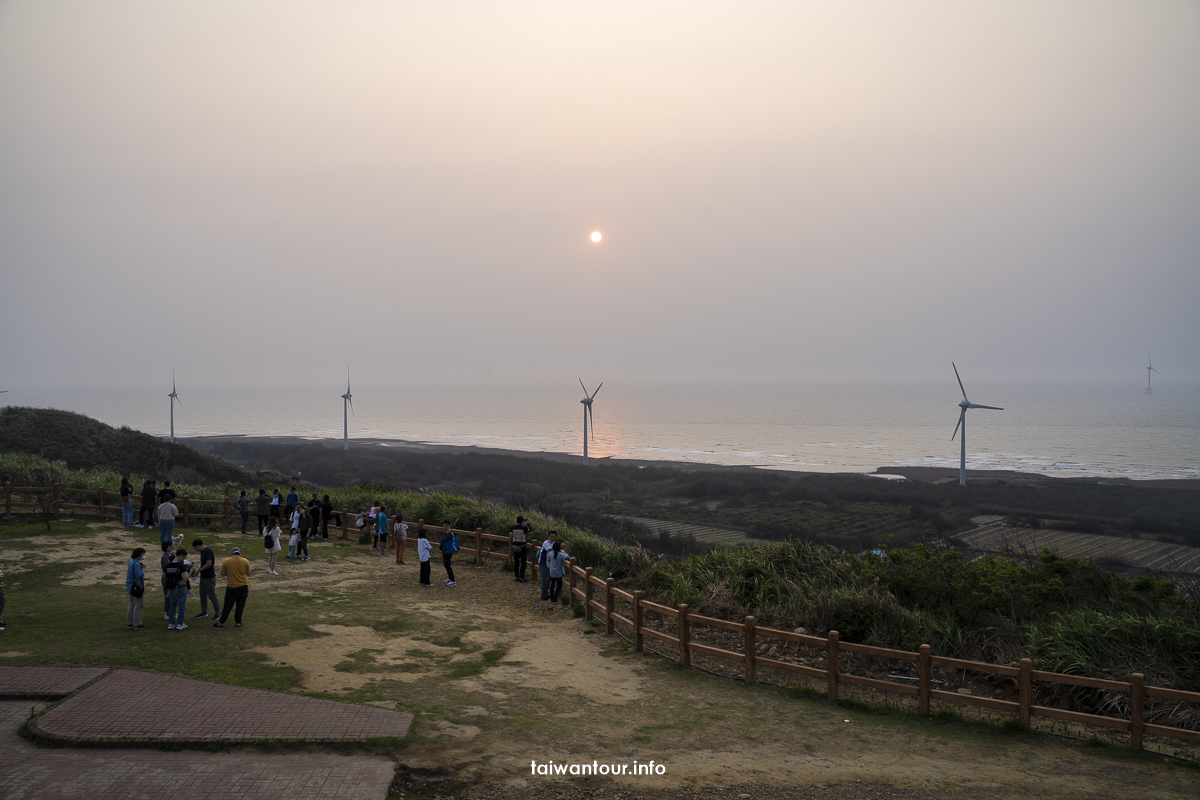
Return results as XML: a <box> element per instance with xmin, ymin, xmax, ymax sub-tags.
<box><xmin>126</xmin><ymin>547</ymin><xmax>147</xmax><ymax>630</ymax></box>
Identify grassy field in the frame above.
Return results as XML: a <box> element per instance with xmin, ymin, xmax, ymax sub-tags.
<box><xmin>1</xmin><ymin>516</ymin><xmax>1198</xmax><ymax>797</ymax></box>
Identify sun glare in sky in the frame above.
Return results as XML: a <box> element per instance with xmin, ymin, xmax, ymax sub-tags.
<box><xmin>591</xmin><ymin>231</ymin><xmax>602</xmax><ymax>243</ymax></box>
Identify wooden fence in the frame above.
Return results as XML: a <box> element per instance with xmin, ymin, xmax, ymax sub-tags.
<box><xmin>557</xmin><ymin>558</ymin><xmax>1200</xmax><ymax>753</ymax></box>
<box><xmin>5</xmin><ymin>482</ymin><xmax>1198</xmax><ymax>752</ymax></box>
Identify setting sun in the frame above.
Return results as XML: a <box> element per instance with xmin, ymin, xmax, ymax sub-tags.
<box><xmin>590</xmin><ymin>231</ymin><xmax>602</xmax><ymax>243</ymax></box>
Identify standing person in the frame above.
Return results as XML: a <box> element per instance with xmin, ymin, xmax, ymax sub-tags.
<box><xmin>213</xmin><ymin>547</ymin><xmax>251</xmax><ymax>628</ymax></box>
<box><xmin>163</xmin><ymin>548</ymin><xmax>190</xmax><ymax>630</ymax></box>
<box><xmin>138</xmin><ymin>480</ymin><xmax>157</xmax><ymax>528</ymax></box>
<box><xmin>289</xmin><ymin>503</ymin><xmax>301</xmax><ymax>537</ymax></box>
<box><xmin>320</xmin><ymin>495</ymin><xmax>334</xmax><ymax>539</ymax></box>
<box><xmin>255</xmin><ymin>489</ymin><xmax>270</xmax><ymax>534</ymax></box>
<box><xmin>416</xmin><ymin>529</ymin><xmax>432</xmax><ymax>587</ymax></box>
<box><xmin>546</xmin><ymin>541</ymin><xmax>571</xmax><ymax>605</ymax></box>
<box><xmin>538</xmin><ymin>531</ymin><xmax>558</xmax><ymax>600</ymax></box>
<box><xmin>269</xmin><ymin>489</ymin><xmax>281</xmax><ymax>521</ymax></box>
<box><xmin>125</xmin><ymin>547</ymin><xmax>147</xmax><ymax>630</ymax></box>
<box><xmin>119</xmin><ymin>477</ymin><xmax>134</xmax><ymax>526</ymax></box>
<box><xmin>437</xmin><ymin>521</ymin><xmax>458</xmax><ymax>587</ymax></box>
<box><xmin>296</xmin><ymin>507</ymin><xmax>312</xmax><ymax>562</ymax></box>
<box><xmin>157</xmin><ymin>494</ymin><xmax>180</xmax><ymax>545</ymax></box>
<box><xmin>393</xmin><ymin>515</ymin><xmax>408</xmax><ymax>565</ymax></box>
<box><xmin>158</xmin><ymin>480</ymin><xmax>177</xmax><ymax>505</ymax></box>
<box><xmin>159</xmin><ymin>541</ymin><xmax>173</xmax><ymax>620</ymax></box>
<box><xmin>302</xmin><ymin>494</ymin><xmax>316</xmax><ymax>537</ymax></box>
<box><xmin>376</xmin><ymin>505</ymin><xmax>390</xmax><ymax>559</ymax></box>
<box><xmin>264</xmin><ymin>516</ymin><xmax>282</xmax><ymax>575</ymax></box>
<box><xmin>511</xmin><ymin>516</ymin><xmax>530</xmax><ymax>583</ymax></box>
<box><xmin>191</xmin><ymin>538</ymin><xmax>220</xmax><ymax>620</ymax></box>
<box><xmin>286</xmin><ymin>528</ymin><xmax>299</xmax><ymax>560</ymax></box>
<box><xmin>368</xmin><ymin>502</ymin><xmax>380</xmax><ymax>550</ymax></box>
<box><xmin>235</xmin><ymin>491</ymin><xmax>251</xmax><ymax>535</ymax></box>
<box><xmin>284</xmin><ymin>487</ymin><xmax>299</xmax><ymax>522</ymax></box>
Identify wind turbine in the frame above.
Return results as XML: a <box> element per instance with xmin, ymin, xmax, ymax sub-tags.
<box><xmin>950</xmin><ymin>363</ymin><xmax>1002</xmax><ymax>486</ymax></box>
<box><xmin>579</xmin><ymin>379</ymin><xmax>602</xmax><ymax>465</ymax></box>
<box><xmin>341</xmin><ymin>368</ymin><xmax>354</xmax><ymax>451</ymax></box>
<box><xmin>168</xmin><ymin>371</ymin><xmax>181</xmax><ymax>443</ymax></box>
<box><xmin>1145</xmin><ymin>354</ymin><xmax>1159</xmax><ymax>395</ymax></box>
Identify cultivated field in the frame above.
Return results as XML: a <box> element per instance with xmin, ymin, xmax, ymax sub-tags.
<box><xmin>957</xmin><ymin>516</ymin><xmax>1200</xmax><ymax>575</ymax></box>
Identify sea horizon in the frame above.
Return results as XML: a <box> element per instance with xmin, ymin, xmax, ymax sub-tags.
<box><xmin>5</xmin><ymin>380</ymin><xmax>1198</xmax><ymax>482</ymax></box>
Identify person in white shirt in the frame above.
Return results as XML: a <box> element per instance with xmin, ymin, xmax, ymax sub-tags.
<box><xmin>538</xmin><ymin>531</ymin><xmax>558</xmax><ymax>600</ymax></box>
<box><xmin>157</xmin><ymin>499</ymin><xmax>179</xmax><ymax>545</ymax></box>
<box><xmin>416</xmin><ymin>529</ymin><xmax>433</xmax><ymax>586</ymax></box>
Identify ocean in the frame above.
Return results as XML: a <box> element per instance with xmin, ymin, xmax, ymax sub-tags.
<box><xmin>8</xmin><ymin>381</ymin><xmax>1200</xmax><ymax>481</ymax></box>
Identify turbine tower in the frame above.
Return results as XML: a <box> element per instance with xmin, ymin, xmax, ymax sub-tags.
<box><xmin>341</xmin><ymin>369</ymin><xmax>354</xmax><ymax>451</ymax></box>
<box><xmin>1145</xmin><ymin>354</ymin><xmax>1159</xmax><ymax>395</ymax></box>
<box><xmin>579</xmin><ymin>379</ymin><xmax>602</xmax><ymax>465</ymax></box>
<box><xmin>168</xmin><ymin>371</ymin><xmax>181</xmax><ymax>443</ymax></box>
<box><xmin>950</xmin><ymin>363</ymin><xmax>1002</xmax><ymax>486</ymax></box>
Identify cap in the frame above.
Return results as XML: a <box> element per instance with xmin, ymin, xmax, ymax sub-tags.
<box><xmin>230</xmin><ymin>547</ymin><xmax>241</xmax><ymax>554</ymax></box>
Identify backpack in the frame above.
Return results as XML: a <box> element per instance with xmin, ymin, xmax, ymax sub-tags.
<box><xmin>164</xmin><ymin>564</ymin><xmax>182</xmax><ymax>590</ymax></box>
<box><xmin>263</xmin><ymin>531</ymin><xmax>274</xmax><ymax>548</ymax></box>
<box><xmin>444</xmin><ymin>533</ymin><xmax>461</xmax><ymax>555</ymax></box>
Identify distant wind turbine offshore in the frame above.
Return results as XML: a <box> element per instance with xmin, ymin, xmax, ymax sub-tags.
<box><xmin>1146</xmin><ymin>354</ymin><xmax>1159</xmax><ymax>395</ymax></box>
<box><xmin>579</xmin><ymin>379</ymin><xmax>602</xmax><ymax>465</ymax></box>
<box><xmin>341</xmin><ymin>369</ymin><xmax>354</xmax><ymax>451</ymax></box>
<box><xmin>950</xmin><ymin>363</ymin><xmax>1003</xmax><ymax>487</ymax></box>
<box><xmin>168</xmin><ymin>371</ymin><xmax>181</xmax><ymax>443</ymax></box>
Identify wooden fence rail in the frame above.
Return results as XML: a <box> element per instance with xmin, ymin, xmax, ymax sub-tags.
<box><xmin>4</xmin><ymin>482</ymin><xmax>1197</xmax><ymax>751</ymax></box>
<box><xmin>557</xmin><ymin>556</ymin><xmax>1200</xmax><ymax>752</ymax></box>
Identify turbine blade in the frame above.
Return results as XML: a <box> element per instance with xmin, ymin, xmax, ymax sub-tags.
<box><xmin>579</xmin><ymin>377</ymin><xmax>588</xmax><ymax>397</ymax></box>
<box><xmin>952</xmin><ymin>363</ymin><xmax>968</xmax><ymax>402</ymax></box>
<box><xmin>968</xmin><ymin>404</ymin><xmax>1003</xmax><ymax>410</ymax></box>
<box><xmin>951</xmin><ymin>408</ymin><xmax>964</xmax><ymax>440</ymax></box>
<box><xmin>349</xmin><ymin>396</ymin><xmax>354</xmax><ymax>415</ymax></box>
<box><xmin>588</xmin><ymin>404</ymin><xmax>595</xmax><ymax>440</ymax></box>
<box><xmin>591</xmin><ymin>382</ymin><xmax>603</xmax><ymax>399</ymax></box>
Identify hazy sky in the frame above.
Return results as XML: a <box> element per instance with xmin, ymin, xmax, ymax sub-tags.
<box><xmin>2</xmin><ymin>0</ymin><xmax>1198</xmax><ymax>389</ymax></box>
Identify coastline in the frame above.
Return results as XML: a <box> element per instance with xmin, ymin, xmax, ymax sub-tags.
<box><xmin>185</xmin><ymin>435</ymin><xmax>1200</xmax><ymax>489</ymax></box>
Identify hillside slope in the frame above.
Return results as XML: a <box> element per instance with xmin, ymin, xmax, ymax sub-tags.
<box><xmin>0</xmin><ymin>407</ymin><xmax>281</xmax><ymax>486</ymax></box>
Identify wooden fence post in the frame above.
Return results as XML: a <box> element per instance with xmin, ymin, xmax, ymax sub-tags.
<box><xmin>1131</xmin><ymin>673</ymin><xmax>1144</xmax><ymax>751</ymax></box>
<box><xmin>605</xmin><ymin>578</ymin><xmax>615</xmax><ymax>635</ymax></box>
<box><xmin>827</xmin><ymin>630</ymin><xmax>840</xmax><ymax>702</ymax></box>
<box><xmin>4</xmin><ymin>482</ymin><xmax>10</xmax><ymax>518</ymax></box>
<box><xmin>222</xmin><ymin>497</ymin><xmax>230</xmax><ymax>528</ymax></box>
<box><xmin>918</xmin><ymin>644</ymin><xmax>932</xmax><ymax>716</ymax></box>
<box><xmin>567</xmin><ymin>558</ymin><xmax>576</xmax><ymax>603</ymax></box>
<box><xmin>341</xmin><ymin>508</ymin><xmax>350</xmax><ymax>539</ymax></box>
<box><xmin>678</xmin><ymin>604</ymin><xmax>690</xmax><ymax>666</ymax></box>
<box><xmin>507</xmin><ymin>531</ymin><xmax>514</xmax><ymax>569</ymax></box>
<box><xmin>633</xmin><ymin>590</ymin><xmax>644</xmax><ymax>652</ymax></box>
<box><xmin>52</xmin><ymin>482</ymin><xmax>60</xmax><ymax>518</ymax></box>
<box><xmin>183</xmin><ymin>497</ymin><xmax>191</xmax><ymax>527</ymax></box>
<box><xmin>475</xmin><ymin>528</ymin><xmax>483</xmax><ymax>566</ymax></box>
<box><xmin>744</xmin><ymin>616</ymin><xmax>757</xmax><ymax>684</ymax></box>
<box><xmin>1019</xmin><ymin>658</ymin><xmax>1032</xmax><ymax>730</ymax></box>
<box><xmin>98</xmin><ymin>488</ymin><xmax>106</xmax><ymax>521</ymax></box>
<box><xmin>584</xmin><ymin>568</ymin><xmax>594</xmax><ymax>621</ymax></box>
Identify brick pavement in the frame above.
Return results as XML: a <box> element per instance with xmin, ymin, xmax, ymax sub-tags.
<box><xmin>0</xmin><ymin>701</ymin><xmax>397</xmax><ymax>800</ymax></box>
<box><xmin>32</xmin><ymin>669</ymin><xmax>413</xmax><ymax>746</ymax></box>
<box><xmin>0</xmin><ymin>666</ymin><xmax>108</xmax><ymax>699</ymax></box>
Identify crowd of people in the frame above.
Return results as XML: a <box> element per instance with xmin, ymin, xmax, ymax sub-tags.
<box><xmin>119</xmin><ymin>483</ymin><xmax>575</xmax><ymax>631</ymax></box>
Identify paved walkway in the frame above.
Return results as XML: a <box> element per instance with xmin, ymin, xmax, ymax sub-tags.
<box><xmin>31</xmin><ymin>669</ymin><xmax>413</xmax><ymax>746</ymax></box>
<box><xmin>0</xmin><ymin>666</ymin><xmax>108</xmax><ymax>699</ymax></box>
<box><xmin>0</xmin><ymin>702</ymin><xmax>397</xmax><ymax>800</ymax></box>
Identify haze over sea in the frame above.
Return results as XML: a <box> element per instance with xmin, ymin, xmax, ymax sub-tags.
<box><xmin>11</xmin><ymin>381</ymin><xmax>1200</xmax><ymax>482</ymax></box>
